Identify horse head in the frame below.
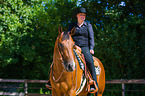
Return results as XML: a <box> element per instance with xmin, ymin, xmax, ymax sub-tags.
<box><xmin>56</xmin><ymin>26</ymin><xmax>76</xmax><ymax>72</ymax></box>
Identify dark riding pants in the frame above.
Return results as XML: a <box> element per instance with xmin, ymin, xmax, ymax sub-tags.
<box><xmin>81</xmin><ymin>47</ymin><xmax>97</xmax><ymax>85</ymax></box>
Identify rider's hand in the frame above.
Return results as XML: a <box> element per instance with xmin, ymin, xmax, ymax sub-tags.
<box><xmin>90</xmin><ymin>50</ymin><xmax>94</xmax><ymax>54</ymax></box>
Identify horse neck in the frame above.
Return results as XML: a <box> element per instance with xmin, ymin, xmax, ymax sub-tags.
<box><xmin>52</xmin><ymin>42</ymin><xmax>83</xmax><ymax>88</ymax></box>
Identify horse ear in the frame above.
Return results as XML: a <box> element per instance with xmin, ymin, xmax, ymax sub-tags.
<box><xmin>70</xmin><ymin>27</ymin><xmax>76</xmax><ymax>35</ymax></box>
<box><xmin>58</xmin><ymin>26</ymin><xmax>63</xmax><ymax>34</ymax></box>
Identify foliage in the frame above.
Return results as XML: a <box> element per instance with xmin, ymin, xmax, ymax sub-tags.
<box><xmin>0</xmin><ymin>0</ymin><xmax>145</xmax><ymax>95</ymax></box>
<box><xmin>80</xmin><ymin>0</ymin><xmax>145</xmax><ymax>79</ymax></box>
<box><xmin>0</xmin><ymin>0</ymin><xmax>144</xmax><ymax>82</ymax></box>
<box><xmin>40</xmin><ymin>88</ymin><xmax>51</xmax><ymax>94</ymax></box>
<box><xmin>0</xmin><ymin>0</ymin><xmax>77</xmax><ymax>79</ymax></box>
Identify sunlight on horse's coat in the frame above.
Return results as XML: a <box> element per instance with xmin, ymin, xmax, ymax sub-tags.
<box><xmin>48</xmin><ymin>26</ymin><xmax>105</xmax><ymax>96</ymax></box>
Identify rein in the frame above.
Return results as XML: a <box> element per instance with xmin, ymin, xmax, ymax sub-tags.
<box><xmin>52</xmin><ymin>63</ymin><xmax>65</xmax><ymax>82</ymax></box>
<box><xmin>52</xmin><ymin>33</ymin><xmax>77</xmax><ymax>84</ymax></box>
<box><xmin>51</xmin><ymin>42</ymin><xmax>65</xmax><ymax>82</ymax></box>
<box><xmin>51</xmin><ymin>32</ymin><xmax>78</xmax><ymax>91</ymax></box>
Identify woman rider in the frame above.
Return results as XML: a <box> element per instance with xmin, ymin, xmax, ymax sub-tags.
<box><xmin>68</xmin><ymin>7</ymin><xmax>98</xmax><ymax>92</ymax></box>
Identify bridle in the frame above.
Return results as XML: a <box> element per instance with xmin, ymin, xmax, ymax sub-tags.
<box><xmin>51</xmin><ymin>32</ymin><xmax>78</xmax><ymax>90</ymax></box>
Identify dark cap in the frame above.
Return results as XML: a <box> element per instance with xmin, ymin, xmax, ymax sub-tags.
<box><xmin>77</xmin><ymin>8</ymin><xmax>86</xmax><ymax>14</ymax></box>
<box><xmin>72</xmin><ymin>7</ymin><xmax>86</xmax><ymax>20</ymax></box>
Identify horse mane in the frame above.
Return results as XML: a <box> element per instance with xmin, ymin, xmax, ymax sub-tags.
<box><xmin>61</xmin><ymin>31</ymin><xmax>70</xmax><ymax>41</ymax></box>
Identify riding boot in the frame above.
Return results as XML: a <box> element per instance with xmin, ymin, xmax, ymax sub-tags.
<box><xmin>88</xmin><ymin>63</ymin><xmax>98</xmax><ymax>92</ymax></box>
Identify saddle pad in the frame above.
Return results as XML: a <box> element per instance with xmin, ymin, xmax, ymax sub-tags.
<box><xmin>76</xmin><ymin>74</ymin><xmax>87</xmax><ymax>95</ymax></box>
<box><xmin>74</xmin><ymin>49</ymin><xmax>100</xmax><ymax>94</ymax></box>
<box><xmin>74</xmin><ymin>49</ymin><xmax>100</xmax><ymax>75</ymax></box>
<box><xmin>95</xmin><ymin>66</ymin><xmax>100</xmax><ymax>75</ymax></box>
<box><xmin>93</xmin><ymin>57</ymin><xmax>100</xmax><ymax>75</ymax></box>
<box><xmin>73</xmin><ymin>49</ymin><xmax>85</xmax><ymax>70</ymax></box>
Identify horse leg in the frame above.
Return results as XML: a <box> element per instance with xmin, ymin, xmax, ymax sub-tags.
<box><xmin>52</xmin><ymin>88</ymin><xmax>57</xmax><ymax>96</ymax></box>
<box><xmin>67</xmin><ymin>89</ymin><xmax>76</xmax><ymax>96</ymax></box>
<box><xmin>52</xmin><ymin>88</ymin><xmax>64</xmax><ymax>96</ymax></box>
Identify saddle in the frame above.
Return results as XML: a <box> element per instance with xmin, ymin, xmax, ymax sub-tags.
<box><xmin>74</xmin><ymin>45</ymin><xmax>99</xmax><ymax>93</ymax></box>
<box><xmin>46</xmin><ymin>45</ymin><xmax>100</xmax><ymax>93</ymax></box>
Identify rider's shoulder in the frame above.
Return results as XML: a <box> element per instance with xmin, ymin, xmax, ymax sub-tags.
<box><xmin>84</xmin><ymin>21</ymin><xmax>92</xmax><ymax>27</ymax></box>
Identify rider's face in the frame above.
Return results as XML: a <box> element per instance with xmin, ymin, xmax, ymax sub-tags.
<box><xmin>77</xmin><ymin>13</ymin><xmax>86</xmax><ymax>22</ymax></box>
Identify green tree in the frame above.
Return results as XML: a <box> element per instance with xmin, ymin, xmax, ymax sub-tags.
<box><xmin>0</xmin><ymin>0</ymin><xmax>145</xmax><ymax>95</ymax></box>
<box><xmin>0</xmin><ymin>0</ymin><xmax>49</xmax><ymax>79</ymax></box>
<box><xmin>1</xmin><ymin>0</ymin><xmax>144</xmax><ymax>80</ymax></box>
<box><xmin>0</xmin><ymin>0</ymin><xmax>77</xmax><ymax>79</ymax></box>
<box><xmin>80</xmin><ymin>0</ymin><xmax>145</xmax><ymax>80</ymax></box>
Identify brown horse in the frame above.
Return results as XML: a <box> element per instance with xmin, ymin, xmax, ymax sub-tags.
<box><xmin>48</xmin><ymin>27</ymin><xmax>105</xmax><ymax>96</ymax></box>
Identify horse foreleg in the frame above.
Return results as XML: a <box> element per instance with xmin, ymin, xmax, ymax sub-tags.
<box><xmin>67</xmin><ymin>89</ymin><xmax>76</xmax><ymax>96</ymax></box>
<box><xmin>52</xmin><ymin>88</ymin><xmax>57</xmax><ymax>96</ymax></box>
<box><xmin>52</xmin><ymin>88</ymin><xmax>64</xmax><ymax>96</ymax></box>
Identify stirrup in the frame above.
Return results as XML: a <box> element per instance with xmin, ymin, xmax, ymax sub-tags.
<box><xmin>46</xmin><ymin>80</ymin><xmax>52</xmax><ymax>90</ymax></box>
<box><xmin>88</xmin><ymin>80</ymin><xmax>98</xmax><ymax>93</ymax></box>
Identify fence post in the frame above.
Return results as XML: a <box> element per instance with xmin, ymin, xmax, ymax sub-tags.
<box><xmin>24</xmin><ymin>80</ymin><xmax>28</xmax><ymax>96</ymax></box>
<box><xmin>122</xmin><ymin>83</ymin><xmax>125</xmax><ymax>96</ymax></box>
